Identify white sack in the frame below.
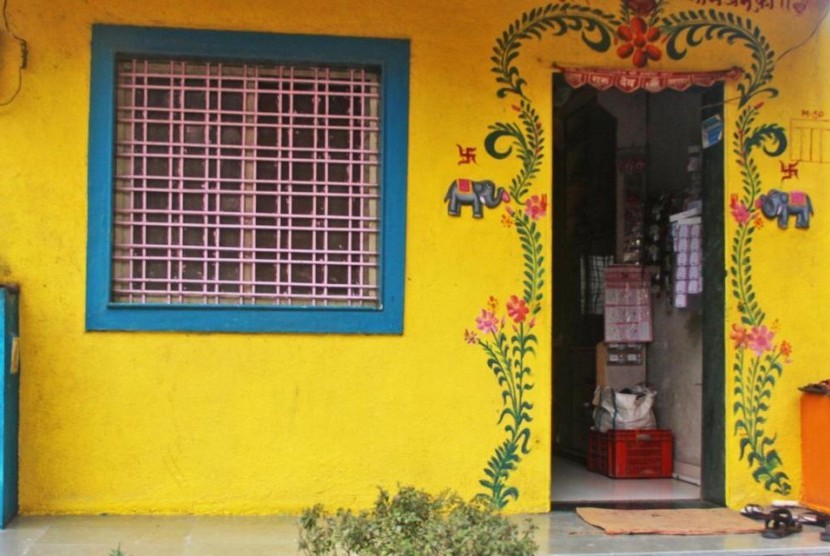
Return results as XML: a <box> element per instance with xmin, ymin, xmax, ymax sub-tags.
<box><xmin>592</xmin><ymin>384</ymin><xmax>657</xmax><ymax>432</ymax></box>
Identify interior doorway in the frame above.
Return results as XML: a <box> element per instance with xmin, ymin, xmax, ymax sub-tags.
<box><xmin>550</xmin><ymin>74</ymin><xmax>725</xmax><ymax>506</ymax></box>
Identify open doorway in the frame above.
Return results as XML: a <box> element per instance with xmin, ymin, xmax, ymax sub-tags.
<box><xmin>550</xmin><ymin>74</ymin><xmax>725</xmax><ymax>506</ymax></box>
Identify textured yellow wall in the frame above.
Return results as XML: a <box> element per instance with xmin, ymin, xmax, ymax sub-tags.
<box><xmin>721</xmin><ymin>10</ymin><xmax>830</xmax><ymax>507</ymax></box>
<box><xmin>0</xmin><ymin>0</ymin><xmax>826</xmax><ymax>515</ymax></box>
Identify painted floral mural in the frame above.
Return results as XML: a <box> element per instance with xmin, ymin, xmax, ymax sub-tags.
<box><xmin>467</xmin><ymin>202</ymin><xmax>545</xmax><ymax>509</ymax></box>
<box><xmin>617</xmin><ymin>16</ymin><xmax>664</xmax><ymax>66</ymax></box>
<box><xmin>469</xmin><ymin>0</ymin><xmax>798</xmax><ymax>508</ymax></box>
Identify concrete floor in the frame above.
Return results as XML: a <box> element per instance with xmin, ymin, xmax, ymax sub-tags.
<box><xmin>0</xmin><ymin>459</ymin><xmax>822</xmax><ymax>555</ymax></box>
<box><xmin>1</xmin><ymin>512</ymin><xmax>830</xmax><ymax>555</ymax></box>
<box><xmin>551</xmin><ymin>456</ymin><xmax>700</xmax><ymax>503</ymax></box>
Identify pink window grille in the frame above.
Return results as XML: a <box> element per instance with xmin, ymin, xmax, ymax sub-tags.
<box><xmin>112</xmin><ymin>58</ymin><xmax>381</xmax><ymax>307</ymax></box>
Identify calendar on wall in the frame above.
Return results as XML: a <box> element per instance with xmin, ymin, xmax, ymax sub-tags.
<box><xmin>604</xmin><ymin>265</ymin><xmax>652</xmax><ymax>343</ymax></box>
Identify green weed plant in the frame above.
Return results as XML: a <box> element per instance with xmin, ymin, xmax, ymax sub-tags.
<box><xmin>298</xmin><ymin>486</ymin><xmax>537</xmax><ymax>556</ymax></box>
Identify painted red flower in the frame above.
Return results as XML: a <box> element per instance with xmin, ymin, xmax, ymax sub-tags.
<box><xmin>506</xmin><ymin>295</ymin><xmax>529</xmax><ymax>323</ymax></box>
<box><xmin>748</xmin><ymin>325</ymin><xmax>775</xmax><ymax>356</ymax></box>
<box><xmin>525</xmin><ymin>194</ymin><xmax>548</xmax><ymax>221</ymax></box>
<box><xmin>616</xmin><ymin>17</ymin><xmax>662</xmax><ymax>68</ymax></box>
<box><xmin>476</xmin><ymin>309</ymin><xmax>499</xmax><ymax>335</ymax></box>
<box><xmin>730</xmin><ymin>324</ymin><xmax>749</xmax><ymax>349</ymax></box>
<box><xmin>779</xmin><ymin>341</ymin><xmax>792</xmax><ymax>357</ymax></box>
<box><xmin>730</xmin><ymin>194</ymin><xmax>751</xmax><ymax>225</ymax></box>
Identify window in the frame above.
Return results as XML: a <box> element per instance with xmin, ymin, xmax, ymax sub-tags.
<box><xmin>87</xmin><ymin>25</ymin><xmax>409</xmax><ymax>333</ymax></box>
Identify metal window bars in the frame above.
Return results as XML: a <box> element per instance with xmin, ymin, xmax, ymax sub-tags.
<box><xmin>112</xmin><ymin>58</ymin><xmax>381</xmax><ymax>307</ymax></box>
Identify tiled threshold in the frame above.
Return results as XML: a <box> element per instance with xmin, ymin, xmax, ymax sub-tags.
<box><xmin>551</xmin><ymin>455</ymin><xmax>701</xmax><ymax>504</ymax></box>
<box><xmin>543</xmin><ymin>453</ymin><xmax>830</xmax><ymax>554</ymax></box>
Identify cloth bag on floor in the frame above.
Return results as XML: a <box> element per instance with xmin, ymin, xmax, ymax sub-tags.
<box><xmin>592</xmin><ymin>383</ymin><xmax>657</xmax><ymax>432</ymax></box>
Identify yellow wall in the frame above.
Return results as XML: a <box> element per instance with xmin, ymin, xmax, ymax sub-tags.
<box><xmin>0</xmin><ymin>0</ymin><xmax>827</xmax><ymax>515</ymax></box>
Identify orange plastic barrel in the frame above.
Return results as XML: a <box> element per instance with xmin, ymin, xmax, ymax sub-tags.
<box><xmin>801</xmin><ymin>393</ymin><xmax>830</xmax><ymax>513</ymax></box>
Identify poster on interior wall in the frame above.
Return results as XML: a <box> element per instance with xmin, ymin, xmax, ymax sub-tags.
<box><xmin>702</xmin><ymin>115</ymin><xmax>724</xmax><ymax>148</ymax></box>
<box><xmin>671</xmin><ymin>213</ymin><xmax>703</xmax><ymax>308</ymax></box>
<box><xmin>604</xmin><ymin>265</ymin><xmax>653</xmax><ymax>343</ymax></box>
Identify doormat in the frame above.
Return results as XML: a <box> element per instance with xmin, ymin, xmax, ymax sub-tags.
<box><xmin>576</xmin><ymin>507</ymin><xmax>765</xmax><ymax>535</ymax></box>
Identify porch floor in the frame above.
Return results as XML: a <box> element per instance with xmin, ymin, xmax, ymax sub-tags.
<box><xmin>551</xmin><ymin>455</ymin><xmax>700</xmax><ymax>503</ymax></box>
<box><xmin>1</xmin><ymin>512</ymin><xmax>829</xmax><ymax>555</ymax></box>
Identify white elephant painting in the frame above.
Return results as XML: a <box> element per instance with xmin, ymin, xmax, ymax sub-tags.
<box><xmin>444</xmin><ymin>179</ymin><xmax>509</xmax><ymax>218</ymax></box>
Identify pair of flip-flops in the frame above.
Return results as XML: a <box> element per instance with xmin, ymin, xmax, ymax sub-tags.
<box><xmin>790</xmin><ymin>509</ymin><xmax>830</xmax><ymax>542</ymax></box>
<box><xmin>761</xmin><ymin>508</ymin><xmax>803</xmax><ymax>539</ymax></box>
<box><xmin>742</xmin><ymin>505</ymin><xmax>830</xmax><ymax>541</ymax></box>
<box><xmin>740</xmin><ymin>504</ymin><xmax>770</xmax><ymax>520</ymax></box>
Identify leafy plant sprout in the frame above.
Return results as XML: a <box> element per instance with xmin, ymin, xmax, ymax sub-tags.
<box><xmin>298</xmin><ymin>486</ymin><xmax>537</xmax><ymax>556</ymax></box>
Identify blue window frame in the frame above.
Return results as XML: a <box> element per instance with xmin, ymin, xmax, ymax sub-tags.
<box><xmin>86</xmin><ymin>25</ymin><xmax>409</xmax><ymax>333</ymax></box>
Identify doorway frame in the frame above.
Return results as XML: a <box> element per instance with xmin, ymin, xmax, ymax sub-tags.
<box><xmin>549</xmin><ymin>79</ymin><xmax>726</xmax><ymax>505</ymax></box>
<box><xmin>699</xmin><ymin>83</ymin><xmax>725</xmax><ymax>504</ymax></box>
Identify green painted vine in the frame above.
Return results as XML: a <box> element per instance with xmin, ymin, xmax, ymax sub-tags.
<box><xmin>470</xmin><ymin>1</ymin><xmax>795</xmax><ymax>507</ymax></box>
<box><xmin>724</xmin><ymin>105</ymin><xmax>791</xmax><ymax>494</ymax></box>
<box><xmin>490</xmin><ymin>4</ymin><xmax>620</xmax><ymax>100</ymax></box>
<box><xmin>662</xmin><ymin>10</ymin><xmax>778</xmax><ymax>106</ymax></box>
<box><xmin>468</xmin><ymin>206</ymin><xmax>546</xmax><ymax>509</ymax></box>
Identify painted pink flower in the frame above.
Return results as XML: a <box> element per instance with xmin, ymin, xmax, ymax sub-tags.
<box><xmin>525</xmin><ymin>194</ymin><xmax>548</xmax><ymax>221</ymax></box>
<box><xmin>476</xmin><ymin>309</ymin><xmax>499</xmax><ymax>335</ymax></box>
<box><xmin>730</xmin><ymin>194</ymin><xmax>750</xmax><ymax>225</ymax></box>
<box><xmin>730</xmin><ymin>324</ymin><xmax>749</xmax><ymax>349</ymax></box>
<box><xmin>506</xmin><ymin>295</ymin><xmax>529</xmax><ymax>323</ymax></box>
<box><xmin>748</xmin><ymin>325</ymin><xmax>775</xmax><ymax>356</ymax></box>
<box><xmin>464</xmin><ymin>329</ymin><xmax>479</xmax><ymax>345</ymax></box>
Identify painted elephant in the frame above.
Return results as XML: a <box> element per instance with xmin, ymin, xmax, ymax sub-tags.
<box><xmin>759</xmin><ymin>188</ymin><xmax>813</xmax><ymax>229</ymax></box>
<box><xmin>444</xmin><ymin>179</ymin><xmax>509</xmax><ymax>218</ymax></box>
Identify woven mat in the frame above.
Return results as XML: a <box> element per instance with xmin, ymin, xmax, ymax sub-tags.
<box><xmin>576</xmin><ymin>507</ymin><xmax>765</xmax><ymax>535</ymax></box>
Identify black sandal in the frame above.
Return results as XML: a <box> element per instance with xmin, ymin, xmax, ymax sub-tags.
<box><xmin>741</xmin><ymin>504</ymin><xmax>770</xmax><ymax>520</ymax></box>
<box><xmin>796</xmin><ymin>510</ymin><xmax>830</xmax><ymax>527</ymax></box>
<box><xmin>821</xmin><ymin>524</ymin><xmax>830</xmax><ymax>542</ymax></box>
<box><xmin>762</xmin><ymin>508</ymin><xmax>803</xmax><ymax>539</ymax></box>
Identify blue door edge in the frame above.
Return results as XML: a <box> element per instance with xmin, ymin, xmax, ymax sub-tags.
<box><xmin>0</xmin><ymin>285</ymin><xmax>20</xmax><ymax>528</ymax></box>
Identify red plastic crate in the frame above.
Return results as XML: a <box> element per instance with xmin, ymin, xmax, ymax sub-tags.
<box><xmin>587</xmin><ymin>429</ymin><xmax>673</xmax><ymax>478</ymax></box>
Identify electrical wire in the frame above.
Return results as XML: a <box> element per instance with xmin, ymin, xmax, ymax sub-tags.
<box><xmin>775</xmin><ymin>0</ymin><xmax>830</xmax><ymax>64</ymax></box>
<box><xmin>700</xmin><ymin>2</ymin><xmax>830</xmax><ymax>110</ymax></box>
<box><xmin>0</xmin><ymin>0</ymin><xmax>27</xmax><ymax>107</ymax></box>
